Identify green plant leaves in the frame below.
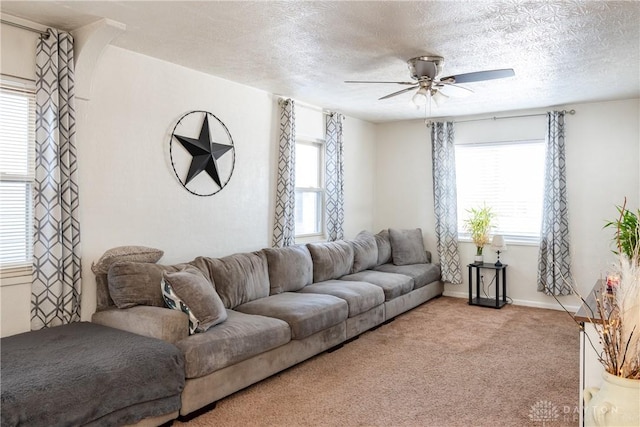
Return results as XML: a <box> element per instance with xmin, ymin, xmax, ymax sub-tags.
<box><xmin>463</xmin><ymin>204</ymin><xmax>496</xmax><ymax>251</ymax></box>
<box><xmin>604</xmin><ymin>201</ymin><xmax>639</xmax><ymax>261</ymax></box>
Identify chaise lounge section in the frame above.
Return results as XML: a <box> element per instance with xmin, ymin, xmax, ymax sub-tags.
<box><xmin>91</xmin><ymin>228</ymin><xmax>443</xmax><ymax>421</ymax></box>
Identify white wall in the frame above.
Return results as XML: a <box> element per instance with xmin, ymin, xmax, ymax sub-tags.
<box><xmin>0</xmin><ymin>25</ymin><xmax>376</xmax><ymax>334</ymax></box>
<box><xmin>374</xmin><ymin>99</ymin><xmax>640</xmax><ymax>309</ymax></box>
<box><xmin>343</xmin><ymin>116</ymin><xmax>376</xmax><ymax>238</ymax></box>
<box><xmin>77</xmin><ymin>46</ymin><xmax>277</xmax><ymax>318</ymax></box>
<box><xmin>79</xmin><ymin>46</ymin><xmax>376</xmax><ymax>319</ymax></box>
<box><xmin>0</xmin><ymin>19</ymin><xmax>40</xmax><ymax>81</ymax></box>
<box><xmin>373</xmin><ymin>120</ymin><xmax>437</xmax><ymax>253</ymax></box>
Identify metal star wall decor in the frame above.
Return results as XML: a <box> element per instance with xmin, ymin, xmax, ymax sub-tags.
<box><xmin>169</xmin><ymin>111</ymin><xmax>235</xmax><ymax>196</ymax></box>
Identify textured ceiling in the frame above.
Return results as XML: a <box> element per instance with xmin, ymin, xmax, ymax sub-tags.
<box><xmin>2</xmin><ymin>1</ymin><xmax>639</xmax><ymax>123</ymax></box>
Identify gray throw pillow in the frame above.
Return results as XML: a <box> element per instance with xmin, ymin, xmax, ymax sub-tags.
<box><xmin>350</xmin><ymin>231</ymin><xmax>378</xmax><ymax>273</ymax></box>
<box><xmin>263</xmin><ymin>245</ymin><xmax>313</xmax><ymax>294</ymax></box>
<box><xmin>191</xmin><ymin>251</ymin><xmax>270</xmax><ymax>309</ymax></box>
<box><xmin>307</xmin><ymin>241</ymin><xmax>354</xmax><ymax>282</ymax></box>
<box><xmin>108</xmin><ymin>261</ymin><xmax>188</xmax><ymax>309</ymax></box>
<box><xmin>92</xmin><ymin>246</ymin><xmax>164</xmax><ymax>275</ymax></box>
<box><xmin>162</xmin><ymin>267</ymin><xmax>227</xmax><ymax>333</ymax></box>
<box><xmin>374</xmin><ymin>230</ymin><xmax>392</xmax><ymax>266</ymax></box>
<box><xmin>389</xmin><ymin>228</ymin><xmax>429</xmax><ymax>266</ymax></box>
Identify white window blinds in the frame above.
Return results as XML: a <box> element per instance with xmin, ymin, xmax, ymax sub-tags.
<box><xmin>0</xmin><ymin>84</ymin><xmax>36</xmax><ymax>267</ymax></box>
<box><xmin>455</xmin><ymin>140</ymin><xmax>546</xmax><ymax>242</ymax></box>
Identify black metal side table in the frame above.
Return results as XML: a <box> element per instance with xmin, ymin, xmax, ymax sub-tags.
<box><xmin>467</xmin><ymin>263</ymin><xmax>508</xmax><ymax>309</ymax></box>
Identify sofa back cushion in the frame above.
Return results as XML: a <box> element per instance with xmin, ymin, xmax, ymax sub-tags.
<box><xmin>93</xmin><ymin>245</ymin><xmax>164</xmax><ymax>310</ymax></box>
<box><xmin>389</xmin><ymin>228</ymin><xmax>429</xmax><ymax>266</ymax></box>
<box><xmin>307</xmin><ymin>241</ymin><xmax>354</xmax><ymax>283</ymax></box>
<box><xmin>350</xmin><ymin>231</ymin><xmax>378</xmax><ymax>273</ymax></box>
<box><xmin>263</xmin><ymin>245</ymin><xmax>313</xmax><ymax>295</ymax></box>
<box><xmin>108</xmin><ymin>261</ymin><xmax>188</xmax><ymax>309</ymax></box>
<box><xmin>191</xmin><ymin>252</ymin><xmax>270</xmax><ymax>309</ymax></box>
<box><xmin>374</xmin><ymin>229</ymin><xmax>392</xmax><ymax>266</ymax></box>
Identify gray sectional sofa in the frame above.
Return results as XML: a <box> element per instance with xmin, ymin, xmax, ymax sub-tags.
<box><xmin>91</xmin><ymin>228</ymin><xmax>443</xmax><ymax>421</ymax></box>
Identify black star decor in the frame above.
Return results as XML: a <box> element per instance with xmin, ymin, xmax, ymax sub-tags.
<box><xmin>174</xmin><ymin>115</ymin><xmax>233</xmax><ymax>187</ymax></box>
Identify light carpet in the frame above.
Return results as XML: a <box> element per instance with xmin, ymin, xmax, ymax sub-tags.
<box><xmin>176</xmin><ymin>296</ymin><xmax>579</xmax><ymax>426</ymax></box>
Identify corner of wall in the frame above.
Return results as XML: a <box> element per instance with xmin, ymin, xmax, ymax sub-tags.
<box><xmin>72</xmin><ymin>18</ymin><xmax>126</xmax><ymax>101</ymax></box>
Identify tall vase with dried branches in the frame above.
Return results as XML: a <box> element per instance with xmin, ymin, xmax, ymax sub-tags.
<box><xmin>555</xmin><ymin>199</ymin><xmax>640</xmax><ymax>426</ymax></box>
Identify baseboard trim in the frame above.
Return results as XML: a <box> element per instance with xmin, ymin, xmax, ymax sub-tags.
<box><xmin>442</xmin><ymin>290</ymin><xmax>580</xmax><ymax>313</ymax></box>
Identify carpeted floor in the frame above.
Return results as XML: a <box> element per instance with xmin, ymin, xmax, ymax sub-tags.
<box><xmin>176</xmin><ymin>296</ymin><xmax>579</xmax><ymax>426</ymax></box>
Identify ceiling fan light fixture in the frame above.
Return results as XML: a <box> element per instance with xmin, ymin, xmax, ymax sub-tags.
<box><xmin>411</xmin><ymin>87</ymin><xmax>429</xmax><ymax>106</ymax></box>
<box><xmin>432</xmin><ymin>90</ymin><xmax>449</xmax><ymax>107</ymax></box>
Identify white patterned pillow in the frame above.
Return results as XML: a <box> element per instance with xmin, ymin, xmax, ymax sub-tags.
<box><xmin>162</xmin><ymin>278</ymin><xmax>199</xmax><ymax>335</ymax></box>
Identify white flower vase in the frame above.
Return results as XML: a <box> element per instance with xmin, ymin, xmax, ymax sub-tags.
<box><xmin>584</xmin><ymin>372</ymin><xmax>640</xmax><ymax>426</ymax></box>
<box><xmin>474</xmin><ymin>255</ymin><xmax>483</xmax><ymax>264</ymax></box>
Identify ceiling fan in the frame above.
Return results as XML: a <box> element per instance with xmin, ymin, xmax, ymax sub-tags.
<box><xmin>345</xmin><ymin>56</ymin><xmax>515</xmax><ymax>107</ymax></box>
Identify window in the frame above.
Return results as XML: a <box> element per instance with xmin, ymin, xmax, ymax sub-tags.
<box><xmin>295</xmin><ymin>139</ymin><xmax>324</xmax><ymax>236</ymax></box>
<box><xmin>455</xmin><ymin>140</ymin><xmax>545</xmax><ymax>242</ymax></box>
<box><xmin>0</xmin><ymin>83</ymin><xmax>36</xmax><ymax>268</ymax></box>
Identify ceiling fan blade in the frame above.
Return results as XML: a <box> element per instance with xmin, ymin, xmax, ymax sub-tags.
<box><xmin>378</xmin><ymin>85</ymin><xmax>419</xmax><ymax>100</ymax></box>
<box><xmin>437</xmin><ymin>82</ymin><xmax>474</xmax><ymax>98</ymax></box>
<box><xmin>345</xmin><ymin>80</ymin><xmax>417</xmax><ymax>85</ymax></box>
<box><xmin>440</xmin><ymin>68</ymin><xmax>515</xmax><ymax>84</ymax></box>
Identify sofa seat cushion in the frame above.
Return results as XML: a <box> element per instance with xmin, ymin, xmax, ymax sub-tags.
<box><xmin>340</xmin><ymin>271</ymin><xmax>414</xmax><ymax>301</ymax></box>
<box><xmin>175</xmin><ymin>310</ymin><xmax>291</xmax><ymax>379</ymax></box>
<box><xmin>297</xmin><ymin>280</ymin><xmax>384</xmax><ymax>317</ymax></box>
<box><xmin>235</xmin><ymin>293</ymin><xmax>348</xmax><ymax>340</ymax></box>
<box><xmin>373</xmin><ymin>263</ymin><xmax>441</xmax><ymax>289</ymax></box>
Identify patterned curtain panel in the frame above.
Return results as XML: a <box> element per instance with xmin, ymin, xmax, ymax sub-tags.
<box><xmin>431</xmin><ymin>122</ymin><xmax>462</xmax><ymax>284</ymax></box>
<box><xmin>325</xmin><ymin>112</ymin><xmax>345</xmax><ymax>241</ymax></box>
<box><xmin>32</xmin><ymin>29</ymin><xmax>82</xmax><ymax>329</ymax></box>
<box><xmin>272</xmin><ymin>99</ymin><xmax>296</xmax><ymax>247</ymax></box>
<box><xmin>537</xmin><ymin>111</ymin><xmax>572</xmax><ymax>296</ymax></box>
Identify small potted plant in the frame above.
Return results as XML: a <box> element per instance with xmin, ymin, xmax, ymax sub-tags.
<box><xmin>463</xmin><ymin>204</ymin><xmax>496</xmax><ymax>264</ymax></box>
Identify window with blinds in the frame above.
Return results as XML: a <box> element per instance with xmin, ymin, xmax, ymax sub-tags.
<box><xmin>295</xmin><ymin>139</ymin><xmax>325</xmax><ymax>237</ymax></box>
<box><xmin>455</xmin><ymin>140</ymin><xmax>546</xmax><ymax>242</ymax></box>
<box><xmin>0</xmin><ymin>84</ymin><xmax>36</xmax><ymax>268</ymax></box>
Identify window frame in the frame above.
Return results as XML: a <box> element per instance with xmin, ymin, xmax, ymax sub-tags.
<box><xmin>294</xmin><ymin>136</ymin><xmax>326</xmax><ymax>239</ymax></box>
<box><xmin>454</xmin><ymin>138</ymin><xmax>546</xmax><ymax>246</ymax></box>
<box><xmin>0</xmin><ymin>81</ymin><xmax>36</xmax><ymax>271</ymax></box>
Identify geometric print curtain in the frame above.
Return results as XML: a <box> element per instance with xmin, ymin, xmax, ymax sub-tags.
<box><xmin>32</xmin><ymin>29</ymin><xmax>82</xmax><ymax>329</ymax></box>
<box><xmin>272</xmin><ymin>98</ymin><xmax>296</xmax><ymax>248</ymax></box>
<box><xmin>325</xmin><ymin>112</ymin><xmax>345</xmax><ymax>241</ymax></box>
<box><xmin>537</xmin><ymin>111</ymin><xmax>572</xmax><ymax>296</ymax></box>
<box><xmin>431</xmin><ymin>121</ymin><xmax>463</xmax><ymax>284</ymax></box>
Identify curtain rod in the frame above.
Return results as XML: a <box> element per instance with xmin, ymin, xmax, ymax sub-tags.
<box><xmin>1</xmin><ymin>19</ymin><xmax>50</xmax><ymax>38</ymax></box>
<box><xmin>1</xmin><ymin>73</ymin><xmax>36</xmax><ymax>84</ymax></box>
<box><xmin>453</xmin><ymin>109</ymin><xmax>576</xmax><ymax>124</ymax></box>
<box><xmin>277</xmin><ymin>96</ymin><xmax>344</xmax><ymax>117</ymax></box>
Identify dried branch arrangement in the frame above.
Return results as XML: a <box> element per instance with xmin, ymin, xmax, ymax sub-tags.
<box><xmin>551</xmin><ymin>199</ymin><xmax>639</xmax><ymax>380</ymax></box>
<box><xmin>592</xmin><ymin>254</ymin><xmax>639</xmax><ymax>379</ymax></box>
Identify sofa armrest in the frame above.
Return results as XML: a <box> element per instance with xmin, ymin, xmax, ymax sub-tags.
<box><xmin>92</xmin><ymin>306</ymin><xmax>189</xmax><ymax>344</ymax></box>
